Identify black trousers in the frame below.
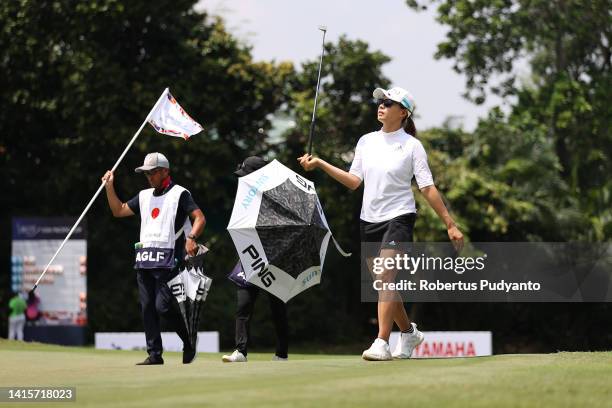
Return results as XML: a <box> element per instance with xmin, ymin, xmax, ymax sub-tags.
<box><xmin>235</xmin><ymin>286</ymin><xmax>288</xmax><ymax>358</ymax></box>
<box><xmin>136</xmin><ymin>269</ymin><xmax>189</xmax><ymax>358</ymax></box>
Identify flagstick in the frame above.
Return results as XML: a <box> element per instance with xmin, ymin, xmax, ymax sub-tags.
<box><xmin>31</xmin><ymin>88</ymin><xmax>169</xmax><ymax>293</ymax></box>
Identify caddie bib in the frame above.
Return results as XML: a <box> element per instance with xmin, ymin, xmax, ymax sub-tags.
<box><xmin>135</xmin><ymin>185</ymin><xmax>192</xmax><ymax>269</ymax></box>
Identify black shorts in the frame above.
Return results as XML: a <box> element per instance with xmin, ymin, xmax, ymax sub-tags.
<box><xmin>360</xmin><ymin>213</ymin><xmax>416</xmax><ymax>259</ymax></box>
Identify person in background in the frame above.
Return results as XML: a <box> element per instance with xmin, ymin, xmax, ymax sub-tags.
<box><xmin>25</xmin><ymin>290</ymin><xmax>41</xmax><ymax>323</ymax></box>
<box><xmin>8</xmin><ymin>291</ymin><xmax>27</xmax><ymax>341</ymax></box>
<box><xmin>222</xmin><ymin>156</ymin><xmax>289</xmax><ymax>363</ymax></box>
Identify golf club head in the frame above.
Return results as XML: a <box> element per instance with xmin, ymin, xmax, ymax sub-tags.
<box><xmin>318</xmin><ymin>25</ymin><xmax>327</xmax><ymax>32</ymax></box>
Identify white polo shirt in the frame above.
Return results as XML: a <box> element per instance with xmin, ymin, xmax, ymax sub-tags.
<box><xmin>349</xmin><ymin>128</ymin><xmax>434</xmax><ymax>223</ymax></box>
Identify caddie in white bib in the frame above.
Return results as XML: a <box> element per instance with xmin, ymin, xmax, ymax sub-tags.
<box><xmin>135</xmin><ymin>185</ymin><xmax>192</xmax><ymax>269</ymax></box>
<box><xmin>101</xmin><ymin>151</ymin><xmax>207</xmax><ymax>365</ymax></box>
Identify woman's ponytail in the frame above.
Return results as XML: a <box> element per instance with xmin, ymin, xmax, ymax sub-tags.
<box><xmin>403</xmin><ymin>115</ymin><xmax>417</xmax><ymax>137</ymax></box>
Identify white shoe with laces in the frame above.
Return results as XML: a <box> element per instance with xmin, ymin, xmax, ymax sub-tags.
<box><xmin>272</xmin><ymin>355</ymin><xmax>288</xmax><ymax>361</ymax></box>
<box><xmin>362</xmin><ymin>338</ymin><xmax>393</xmax><ymax>361</ymax></box>
<box><xmin>392</xmin><ymin>323</ymin><xmax>425</xmax><ymax>359</ymax></box>
<box><xmin>222</xmin><ymin>350</ymin><xmax>247</xmax><ymax>363</ymax></box>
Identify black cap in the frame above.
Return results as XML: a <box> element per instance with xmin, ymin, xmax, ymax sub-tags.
<box><xmin>234</xmin><ymin>156</ymin><xmax>269</xmax><ymax>177</ymax></box>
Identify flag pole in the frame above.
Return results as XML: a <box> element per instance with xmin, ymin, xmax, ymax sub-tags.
<box><xmin>30</xmin><ymin>88</ymin><xmax>169</xmax><ymax>293</ymax></box>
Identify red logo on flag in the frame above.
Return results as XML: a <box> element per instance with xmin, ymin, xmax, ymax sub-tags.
<box><xmin>151</xmin><ymin>208</ymin><xmax>160</xmax><ymax>219</ymax></box>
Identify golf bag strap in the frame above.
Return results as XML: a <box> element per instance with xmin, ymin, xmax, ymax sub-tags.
<box><xmin>331</xmin><ymin>235</ymin><xmax>351</xmax><ymax>257</ymax></box>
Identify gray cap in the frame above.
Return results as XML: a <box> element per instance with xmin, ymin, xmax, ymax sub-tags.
<box><xmin>135</xmin><ymin>152</ymin><xmax>170</xmax><ymax>173</ymax></box>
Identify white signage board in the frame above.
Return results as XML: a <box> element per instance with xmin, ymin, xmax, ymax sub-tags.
<box><xmin>389</xmin><ymin>331</ymin><xmax>492</xmax><ymax>358</ymax></box>
<box><xmin>95</xmin><ymin>331</ymin><xmax>219</xmax><ymax>353</ymax></box>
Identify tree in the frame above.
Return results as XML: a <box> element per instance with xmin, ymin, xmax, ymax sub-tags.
<box><xmin>404</xmin><ymin>0</ymin><xmax>612</xmax><ymax>352</ymax></box>
<box><xmin>408</xmin><ymin>0</ymin><xmax>612</xmax><ymax>240</ymax></box>
<box><xmin>0</xmin><ymin>0</ymin><xmax>294</xmax><ymax>340</ymax></box>
<box><xmin>414</xmin><ymin>112</ymin><xmax>583</xmax><ymax>243</ymax></box>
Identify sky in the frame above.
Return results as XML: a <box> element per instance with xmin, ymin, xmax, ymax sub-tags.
<box><xmin>196</xmin><ymin>0</ymin><xmax>505</xmax><ymax>131</ymax></box>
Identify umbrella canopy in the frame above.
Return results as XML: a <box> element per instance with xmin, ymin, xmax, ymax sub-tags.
<box><xmin>227</xmin><ymin>159</ymin><xmax>348</xmax><ymax>302</ymax></box>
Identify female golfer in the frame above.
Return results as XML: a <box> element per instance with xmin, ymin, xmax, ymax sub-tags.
<box><xmin>298</xmin><ymin>86</ymin><xmax>464</xmax><ymax>361</ymax></box>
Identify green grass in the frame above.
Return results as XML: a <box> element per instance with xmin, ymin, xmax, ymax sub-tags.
<box><xmin>0</xmin><ymin>340</ymin><xmax>610</xmax><ymax>407</ymax></box>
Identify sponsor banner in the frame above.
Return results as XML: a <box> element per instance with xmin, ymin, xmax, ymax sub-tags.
<box><xmin>11</xmin><ymin>217</ymin><xmax>87</xmax><ymax>326</ymax></box>
<box><xmin>389</xmin><ymin>331</ymin><xmax>492</xmax><ymax>358</ymax></box>
<box><xmin>94</xmin><ymin>331</ymin><xmax>219</xmax><ymax>353</ymax></box>
<box><xmin>361</xmin><ymin>242</ymin><xmax>612</xmax><ymax>302</ymax></box>
<box><xmin>12</xmin><ymin>217</ymin><xmax>86</xmax><ymax>240</ymax></box>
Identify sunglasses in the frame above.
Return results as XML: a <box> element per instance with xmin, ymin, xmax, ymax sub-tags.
<box><xmin>377</xmin><ymin>99</ymin><xmax>400</xmax><ymax>108</ymax></box>
<box><xmin>144</xmin><ymin>168</ymin><xmax>161</xmax><ymax>176</ymax></box>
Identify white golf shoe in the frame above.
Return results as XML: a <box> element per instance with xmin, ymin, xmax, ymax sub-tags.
<box><xmin>392</xmin><ymin>323</ymin><xmax>425</xmax><ymax>359</ymax></box>
<box><xmin>222</xmin><ymin>350</ymin><xmax>247</xmax><ymax>363</ymax></box>
<box><xmin>272</xmin><ymin>355</ymin><xmax>288</xmax><ymax>361</ymax></box>
<box><xmin>362</xmin><ymin>338</ymin><xmax>393</xmax><ymax>361</ymax></box>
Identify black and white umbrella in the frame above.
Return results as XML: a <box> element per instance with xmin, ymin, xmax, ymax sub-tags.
<box><xmin>167</xmin><ymin>245</ymin><xmax>212</xmax><ymax>349</ymax></box>
<box><xmin>227</xmin><ymin>160</ymin><xmax>350</xmax><ymax>302</ymax></box>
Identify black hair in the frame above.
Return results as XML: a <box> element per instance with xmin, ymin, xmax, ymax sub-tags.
<box><xmin>399</xmin><ymin>108</ymin><xmax>417</xmax><ymax>137</ymax></box>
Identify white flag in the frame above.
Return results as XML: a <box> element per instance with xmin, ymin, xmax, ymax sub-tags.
<box><xmin>148</xmin><ymin>88</ymin><xmax>203</xmax><ymax>140</ymax></box>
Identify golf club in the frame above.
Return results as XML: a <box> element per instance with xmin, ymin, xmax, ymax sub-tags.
<box><xmin>307</xmin><ymin>25</ymin><xmax>327</xmax><ymax>155</ymax></box>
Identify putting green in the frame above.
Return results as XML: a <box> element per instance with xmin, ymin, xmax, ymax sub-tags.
<box><xmin>0</xmin><ymin>340</ymin><xmax>610</xmax><ymax>407</ymax></box>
